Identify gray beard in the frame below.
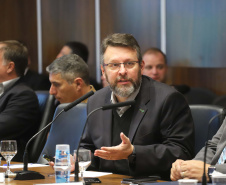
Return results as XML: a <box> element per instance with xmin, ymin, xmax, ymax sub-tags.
<box><xmin>106</xmin><ymin>71</ymin><xmax>142</xmax><ymax>98</ymax></box>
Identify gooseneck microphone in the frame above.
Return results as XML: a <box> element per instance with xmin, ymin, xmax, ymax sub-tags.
<box><xmin>202</xmin><ymin>109</ymin><xmax>226</xmax><ymax>185</ymax></box>
<box><xmin>74</xmin><ymin>100</ymin><xmax>136</xmax><ymax>181</ymax></box>
<box><xmin>14</xmin><ymin>91</ymin><xmax>94</xmax><ymax>180</ymax></box>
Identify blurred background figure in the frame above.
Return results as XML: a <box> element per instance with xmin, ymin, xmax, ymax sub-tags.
<box><xmin>20</xmin><ymin>41</ymin><xmax>50</xmax><ymax>90</ymax></box>
<box><xmin>142</xmin><ymin>47</ymin><xmax>167</xmax><ymax>83</ymax></box>
<box><xmin>143</xmin><ymin>47</ymin><xmax>190</xmax><ymax>94</ymax></box>
<box><xmin>57</xmin><ymin>41</ymin><xmax>102</xmax><ymax>90</ymax></box>
<box><xmin>23</xmin><ymin>57</ymin><xmax>51</xmax><ymax>90</ymax></box>
<box><xmin>56</xmin><ymin>41</ymin><xmax>88</xmax><ymax>62</ymax></box>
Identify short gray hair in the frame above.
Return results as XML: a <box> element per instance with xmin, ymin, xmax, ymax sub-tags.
<box><xmin>46</xmin><ymin>54</ymin><xmax>90</xmax><ymax>85</ymax></box>
<box><xmin>100</xmin><ymin>33</ymin><xmax>142</xmax><ymax>65</ymax></box>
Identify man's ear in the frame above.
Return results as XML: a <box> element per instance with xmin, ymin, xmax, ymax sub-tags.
<box><xmin>140</xmin><ymin>60</ymin><xmax>145</xmax><ymax>75</ymax></box>
<box><xmin>6</xmin><ymin>62</ymin><xmax>15</xmax><ymax>74</ymax></box>
<box><xmin>101</xmin><ymin>65</ymin><xmax>106</xmax><ymax>78</ymax></box>
<box><xmin>74</xmin><ymin>78</ymin><xmax>83</xmax><ymax>90</ymax></box>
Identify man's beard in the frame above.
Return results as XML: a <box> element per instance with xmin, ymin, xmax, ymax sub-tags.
<box><xmin>105</xmin><ymin>70</ymin><xmax>142</xmax><ymax>98</ymax></box>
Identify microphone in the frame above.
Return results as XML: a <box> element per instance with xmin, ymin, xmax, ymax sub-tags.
<box><xmin>202</xmin><ymin>108</ymin><xmax>226</xmax><ymax>185</ymax></box>
<box><xmin>74</xmin><ymin>100</ymin><xmax>136</xmax><ymax>181</ymax></box>
<box><xmin>64</xmin><ymin>91</ymin><xmax>94</xmax><ymax>111</ymax></box>
<box><xmin>14</xmin><ymin>91</ymin><xmax>94</xmax><ymax>180</ymax></box>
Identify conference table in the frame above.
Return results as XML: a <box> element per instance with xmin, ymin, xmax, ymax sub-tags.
<box><xmin>0</xmin><ymin>161</ymin><xmax>132</xmax><ymax>185</ymax></box>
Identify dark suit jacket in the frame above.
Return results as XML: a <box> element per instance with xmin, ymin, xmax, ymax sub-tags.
<box><xmin>81</xmin><ymin>75</ymin><xmax>195</xmax><ymax>179</ymax></box>
<box><xmin>194</xmin><ymin>117</ymin><xmax>226</xmax><ymax>173</ymax></box>
<box><xmin>0</xmin><ymin>77</ymin><xmax>40</xmax><ymax>161</ymax></box>
<box><xmin>23</xmin><ymin>69</ymin><xmax>50</xmax><ymax>91</ymax></box>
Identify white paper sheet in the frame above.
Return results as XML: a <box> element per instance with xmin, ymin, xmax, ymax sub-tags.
<box><xmin>34</xmin><ymin>183</ymin><xmax>82</xmax><ymax>185</ymax></box>
<box><xmin>70</xmin><ymin>171</ymin><xmax>112</xmax><ymax>177</ymax></box>
<box><xmin>0</xmin><ymin>163</ymin><xmax>48</xmax><ymax>169</ymax></box>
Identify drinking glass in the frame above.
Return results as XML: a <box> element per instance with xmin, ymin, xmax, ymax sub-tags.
<box><xmin>74</xmin><ymin>149</ymin><xmax>91</xmax><ymax>182</ymax></box>
<box><xmin>0</xmin><ymin>140</ymin><xmax>17</xmax><ymax>176</ymax></box>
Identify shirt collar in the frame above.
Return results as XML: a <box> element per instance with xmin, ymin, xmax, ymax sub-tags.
<box><xmin>0</xmin><ymin>77</ymin><xmax>20</xmax><ymax>96</ymax></box>
<box><xmin>110</xmin><ymin>84</ymin><xmax>140</xmax><ymax>117</ymax></box>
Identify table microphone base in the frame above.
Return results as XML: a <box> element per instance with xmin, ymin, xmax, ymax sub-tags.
<box><xmin>14</xmin><ymin>170</ymin><xmax>45</xmax><ymax>180</ymax></box>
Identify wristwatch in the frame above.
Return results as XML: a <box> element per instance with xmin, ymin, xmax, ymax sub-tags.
<box><xmin>128</xmin><ymin>146</ymin><xmax>136</xmax><ymax>165</ymax></box>
<box><xmin>208</xmin><ymin>165</ymin><xmax>216</xmax><ymax>182</ymax></box>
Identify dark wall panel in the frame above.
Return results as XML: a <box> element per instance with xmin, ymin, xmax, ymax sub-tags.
<box><xmin>100</xmin><ymin>0</ymin><xmax>160</xmax><ymax>54</ymax></box>
<box><xmin>0</xmin><ymin>0</ymin><xmax>38</xmax><ymax>71</ymax></box>
<box><xmin>41</xmin><ymin>0</ymin><xmax>95</xmax><ymax>76</ymax></box>
<box><xmin>168</xmin><ymin>67</ymin><xmax>226</xmax><ymax>95</ymax></box>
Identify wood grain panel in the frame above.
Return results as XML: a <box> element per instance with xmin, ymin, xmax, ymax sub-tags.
<box><xmin>0</xmin><ymin>0</ymin><xmax>38</xmax><ymax>71</ymax></box>
<box><xmin>100</xmin><ymin>0</ymin><xmax>161</xmax><ymax>53</ymax></box>
<box><xmin>41</xmin><ymin>0</ymin><xmax>95</xmax><ymax>76</ymax></box>
<box><xmin>168</xmin><ymin>67</ymin><xmax>226</xmax><ymax>95</ymax></box>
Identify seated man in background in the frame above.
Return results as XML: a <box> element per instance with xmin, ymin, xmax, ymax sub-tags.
<box><xmin>80</xmin><ymin>33</ymin><xmax>195</xmax><ymax>180</ymax></box>
<box><xmin>142</xmin><ymin>48</ymin><xmax>190</xmax><ymax>94</ymax></box>
<box><xmin>57</xmin><ymin>41</ymin><xmax>102</xmax><ymax>90</ymax></box>
<box><xmin>46</xmin><ymin>54</ymin><xmax>95</xmax><ymax>104</ymax></box>
<box><xmin>23</xmin><ymin>56</ymin><xmax>51</xmax><ymax>91</ymax></box>
<box><xmin>0</xmin><ymin>40</ymin><xmax>39</xmax><ymax>162</ymax></box>
<box><xmin>171</xmin><ymin>117</ymin><xmax>226</xmax><ymax>182</ymax></box>
<box><xmin>142</xmin><ymin>47</ymin><xmax>168</xmax><ymax>83</ymax></box>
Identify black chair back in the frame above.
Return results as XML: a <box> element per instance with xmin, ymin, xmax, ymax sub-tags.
<box><xmin>190</xmin><ymin>105</ymin><xmax>225</xmax><ymax>155</ymax></box>
<box><xmin>28</xmin><ymin>91</ymin><xmax>56</xmax><ymax>162</ymax></box>
<box><xmin>37</xmin><ymin>103</ymin><xmax>87</xmax><ymax>164</ymax></box>
<box><xmin>212</xmin><ymin>95</ymin><xmax>226</xmax><ymax>108</ymax></box>
<box><xmin>185</xmin><ymin>87</ymin><xmax>216</xmax><ymax>105</ymax></box>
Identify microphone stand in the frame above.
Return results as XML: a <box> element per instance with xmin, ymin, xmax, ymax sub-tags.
<box><xmin>202</xmin><ymin>111</ymin><xmax>225</xmax><ymax>185</ymax></box>
<box><xmin>14</xmin><ymin>91</ymin><xmax>94</xmax><ymax>180</ymax></box>
<box><xmin>74</xmin><ymin>100</ymin><xmax>136</xmax><ymax>181</ymax></box>
<box><xmin>14</xmin><ymin>110</ymin><xmax>64</xmax><ymax>180</ymax></box>
<box><xmin>74</xmin><ymin>108</ymin><xmax>102</xmax><ymax>181</ymax></box>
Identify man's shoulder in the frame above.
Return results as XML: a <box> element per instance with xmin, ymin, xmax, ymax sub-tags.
<box><xmin>88</xmin><ymin>86</ymin><xmax>111</xmax><ymax>105</ymax></box>
<box><xmin>142</xmin><ymin>75</ymin><xmax>179</xmax><ymax>95</ymax></box>
<box><xmin>4</xmin><ymin>79</ymin><xmax>38</xmax><ymax>100</ymax></box>
<box><xmin>11</xmin><ymin>80</ymin><xmax>36</xmax><ymax>93</ymax></box>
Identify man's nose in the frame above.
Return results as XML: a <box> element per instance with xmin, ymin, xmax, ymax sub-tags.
<box><xmin>49</xmin><ymin>85</ymin><xmax>56</xmax><ymax>95</ymax></box>
<box><xmin>118</xmin><ymin>63</ymin><xmax>127</xmax><ymax>75</ymax></box>
<box><xmin>151</xmin><ymin>67</ymin><xmax>158</xmax><ymax>74</ymax></box>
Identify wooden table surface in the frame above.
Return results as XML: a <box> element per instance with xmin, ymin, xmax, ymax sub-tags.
<box><xmin>0</xmin><ymin>161</ymin><xmax>131</xmax><ymax>185</ymax></box>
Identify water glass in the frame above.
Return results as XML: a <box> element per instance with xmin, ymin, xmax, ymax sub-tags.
<box><xmin>0</xmin><ymin>140</ymin><xmax>17</xmax><ymax>176</ymax></box>
<box><xmin>74</xmin><ymin>149</ymin><xmax>91</xmax><ymax>182</ymax></box>
<box><xmin>54</xmin><ymin>144</ymin><xmax>71</xmax><ymax>183</ymax></box>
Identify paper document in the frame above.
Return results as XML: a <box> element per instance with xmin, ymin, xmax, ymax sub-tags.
<box><xmin>70</xmin><ymin>171</ymin><xmax>112</xmax><ymax>177</ymax></box>
<box><xmin>34</xmin><ymin>183</ymin><xmax>82</xmax><ymax>185</ymax></box>
<box><xmin>0</xmin><ymin>163</ymin><xmax>48</xmax><ymax>169</ymax></box>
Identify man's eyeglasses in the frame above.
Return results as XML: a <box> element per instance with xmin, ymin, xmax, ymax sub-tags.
<box><xmin>103</xmin><ymin>61</ymin><xmax>140</xmax><ymax>71</ymax></box>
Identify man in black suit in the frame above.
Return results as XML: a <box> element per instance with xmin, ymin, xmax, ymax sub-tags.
<box><xmin>0</xmin><ymin>40</ymin><xmax>39</xmax><ymax>162</ymax></box>
<box><xmin>80</xmin><ymin>33</ymin><xmax>195</xmax><ymax>180</ymax></box>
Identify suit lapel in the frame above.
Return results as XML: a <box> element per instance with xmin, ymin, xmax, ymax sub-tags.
<box><xmin>128</xmin><ymin>76</ymin><xmax>151</xmax><ymax>142</ymax></box>
<box><xmin>211</xmin><ymin>126</ymin><xmax>226</xmax><ymax>164</ymax></box>
<box><xmin>0</xmin><ymin>77</ymin><xmax>22</xmax><ymax>100</ymax></box>
<box><xmin>103</xmin><ymin>91</ymin><xmax>113</xmax><ymax>147</ymax></box>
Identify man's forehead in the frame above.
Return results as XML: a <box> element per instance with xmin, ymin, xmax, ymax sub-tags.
<box><xmin>104</xmin><ymin>46</ymin><xmax>138</xmax><ymax>61</ymax></box>
<box><xmin>49</xmin><ymin>73</ymin><xmax>63</xmax><ymax>80</ymax></box>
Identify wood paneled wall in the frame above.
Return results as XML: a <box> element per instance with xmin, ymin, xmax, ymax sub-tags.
<box><xmin>41</xmin><ymin>0</ymin><xmax>95</xmax><ymax>75</ymax></box>
<box><xmin>167</xmin><ymin>67</ymin><xmax>226</xmax><ymax>95</ymax></box>
<box><xmin>0</xmin><ymin>0</ymin><xmax>37</xmax><ymax>71</ymax></box>
<box><xmin>0</xmin><ymin>0</ymin><xmax>225</xmax><ymax>95</ymax></box>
